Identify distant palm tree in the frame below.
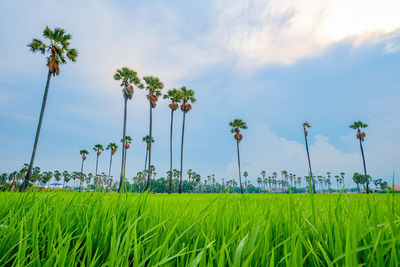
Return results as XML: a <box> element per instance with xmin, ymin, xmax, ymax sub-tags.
<box><xmin>302</xmin><ymin>122</ymin><xmax>316</xmax><ymax>193</ymax></box>
<box><xmin>350</xmin><ymin>121</ymin><xmax>369</xmax><ymax>194</ymax></box>
<box><xmin>120</xmin><ymin>136</ymin><xmax>132</xmax><ymax>181</ymax></box>
<box><xmin>178</xmin><ymin>87</ymin><xmax>196</xmax><ymax>194</ymax></box>
<box><xmin>142</xmin><ymin>76</ymin><xmax>164</xmax><ymax>192</ymax></box>
<box><xmin>79</xmin><ymin>150</ymin><xmax>89</xmax><ymax>188</ymax></box>
<box><xmin>21</xmin><ymin>26</ymin><xmax>78</xmax><ymax>191</ymax></box>
<box><xmin>229</xmin><ymin>119</ymin><xmax>248</xmax><ymax>194</ymax></box>
<box><xmin>340</xmin><ymin>172</ymin><xmax>345</xmax><ymax>189</ymax></box>
<box><xmin>335</xmin><ymin>175</ymin><xmax>340</xmax><ymax>192</ymax></box>
<box><xmin>93</xmin><ymin>144</ymin><xmax>104</xmax><ymax>177</ymax></box>
<box><xmin>114</xmin><ymin>67</ymin><xmax>142</xmax><ymax>192</ymax></box>
<box><xmin>164</xmin><ymin>89</ymin><xmax>182</xmax><ymax>194</ymax></box>
<box><xmin>142</xmin><ymin>135</ymin><xmax>154</xmax><ymax>176</ymax></box>
<box><xmin>106</xmin><ymin>142</ymin><xmax>118</xmax><ymax>181</ymax></box>
<box><xmin>243</xmin><ymin>171</ymin><xmax>248</xmax><ymax>192</ymax></box>
<box><xmin>62</xmin><ymin>171</ymin><xmax>70</xmax><ymax>187</ymax></box>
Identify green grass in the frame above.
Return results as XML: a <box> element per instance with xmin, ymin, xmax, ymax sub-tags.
<box><xmin>0</xmin><ymin>192</ymin><xmax>399</xmax><ymax>266</ymax></box>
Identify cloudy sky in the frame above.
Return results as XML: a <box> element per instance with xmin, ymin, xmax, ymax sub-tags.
<box><xmin>1</xmin><ymin>0</ymin><xmax>399</xmax><ymax>187</ymax></box>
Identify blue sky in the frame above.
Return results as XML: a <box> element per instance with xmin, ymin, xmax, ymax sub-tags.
<box><xmin>1</xmin><ymin>0</ymin><xmax>400</xmax><ymax>186</ymax></box>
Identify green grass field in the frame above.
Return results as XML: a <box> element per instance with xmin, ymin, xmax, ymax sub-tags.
<box><xmin>1</xmin><ymin>192</ymin><xmax>399</xmax><ymax>266</ymax></box>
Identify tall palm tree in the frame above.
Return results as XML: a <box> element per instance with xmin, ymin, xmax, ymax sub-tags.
<box><xmin>229</xmin><ymin>119</ymin><xmax>248</xmax><ymax>194</ymax></box>
<box><xmin>79</xmin><ymin>150</ymin><xmax>89</xmax><ymax>188</ymax></box>
<box><xmin>163</xmin><ymin>89</ymin><xmax>182</xmax><ymax>194</ymax></box>
<box><xmin>93</xmin><ymin>144</ymin><xmax>104</xmax><ymax>177</ymax></box>
<box><xmin>302</xmin><ymin>122</ymin><xmax>316</xmax><ymax>193</ymax></box>
<box><xmin>350</xmin><ymin>121</ymin><xmax>369</xmax><ymax>194</ymax></box>
<box><xmin>142</xmin><ymin>76</ymin><xmax>164</xmax><ymax>192</ymax></box>
<box><xmin>21</xmin><ymin>26</ymin><xmax>78</xmax><ymax>191</ymax></box>
<box><xmin>114</xmin><ymin>67</ymin><xmax>142</xmax><ymax>192</ymax></box>
<box><xmin>106</xmin><ymin>143</ymin><xmax>118</xmax><ymax>181</ymax></box>
<box><xmin>178</xmin><ymin>87</ymin><xmax>196</xmax><ymax>194</ymax></box>
<box><xmin>142</xmin><ymin>135</ymin><xmax>154</xmax><ymax>175</ymax></box>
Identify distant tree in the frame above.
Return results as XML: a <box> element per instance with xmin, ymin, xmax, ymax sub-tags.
<box><xmin>350</xmin><ymin>121</ymin><xmax>369</xmax><ymax>193</ymax></box>
<box><xmin>178</xmin><ymin>86</ymin><xmax>196</xmax><ymax>194</ymax></box>
<box><xmin>21</xmin><ymin>26</ymin><xmax>78</xmax><ymax>191</ymax></box>
<box><xmin>62</xmin><ymin>171</ymin><xmax>70</xmax><ymax>187</ymax></box>
<box><xmin>229</xmin><ymin>119</ymin><xmax>247</xmax><ymax>194</ymax></box>
<box><xmin>79</xmin><ymin>150</ymin><xmax>89</xmax><ymax>187</ymax></box>
<box><xmin>243</xmin><ymin>171</ymin><xmax>248</xmax><ymax>192</ymax></box>
<box><xmin>302</xmin><ymin>122</ymin><xmax>316</xmax><ymax>193</ymax></box>
<box><xmin>106</xmin><ymin>142</ymin><xmax>118</xmax><ymax>181</ymax></box>
<box><xmin>164</xmin><ymin>88</ymin><xmax>182</xmax><ymax>194</ymax></box>
<box><xmin>93</xmin><ymin>144</ymin><xmax>104</xmax><ymax>177</ymax></box>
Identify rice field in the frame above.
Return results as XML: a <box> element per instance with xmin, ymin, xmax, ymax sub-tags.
<box><xmin>0</xmin><ymin>192</ymin><xmax>399</xmax><ymax>266</ymax></box>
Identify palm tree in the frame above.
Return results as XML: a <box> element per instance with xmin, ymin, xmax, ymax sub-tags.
<box><xmin>62</xmin><ymin>171</ymin><xmax>70</xmax><ymax>187</ymax></box>
<box><xmin>335</xmin><ymin>175</ymin><xmax>340</xmax><ymax>192</ymax></box>
<box><xmin>106</xmin><ymin>143</ymin><xmax>118</xmax><ymax>181</ymax></box>
<box><xmin>120</xmin><ymin>136</ymin><xmax>132</xmax><ymax>181</ymax></box>
<box><xmin>142</xmin><ymin>135</ymin><xmax>154</xmax><ymax>175</ymax></box>
<box><xmin>93</xmin><ymin>144</ymin><xmax>104</xmax><ymax>177</ymax></box>
<box><xmin>178</xmin><ymin>87</ymin><xmax>196</xmax><ymax>194</ymax></box>
<box><xmin>340</xmin><ymin>172</ymin><xmax>345</xmax><ymax>190</ymax></box>
<box><xmin>350</xmin><ymin>121</ymin><xmax>369</xmax><ymax>194</ymax></box>
<box><xmin>229</xmin><ymin>119</ymin><xmax>248</xmax><ymax>194</ymax></box>
<box><xmin>163</xmin><ymin>89</ymin><xmax>182</xmax><ymax>194</ymax></box>
<box><xmin>79</xmin><ymin>150</ymin><xmax>89</xmax><ymax>188</ymax></box>
<box><xmin>302</xmin><ymin>122</ymin><xmax>316</xmax><ymax>193</ymax></box>
<box><xmin>243</xmin><ymin>171</ymin><xmax>248</xmax><ymax>192</ymax></box>
<box><xmin>114</xmin><ymin>67</ymin><xmax>142</xmax><ymax>192</ymax></box>
<box><xmin>142</xmin><ymin>76</ymin><xmax>164</xmax><ymax>192</ymax></box>
<box><xmin>21</xmin><ymin>26</ymin><xmax>78</xmax><ymax>191</ymax></box>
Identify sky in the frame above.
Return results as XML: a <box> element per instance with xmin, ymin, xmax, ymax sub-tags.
<box><xmin>1</xmin><ymin>0</ymin><xmax>400</xmax><ymax>187</ymax></box>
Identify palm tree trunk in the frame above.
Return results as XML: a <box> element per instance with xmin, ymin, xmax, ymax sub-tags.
<box><xmin>358</xmin><ymin>130</ymin><xmax>369</xmax><ymax>194</ymax></box>
<box><xmin>108</xmin><ymin>154</ymin><xmax>113</xmax><ymax>181</ymax></box>
<box><xmin>95</xmin><ymin>154</ymin><xmax>99</xmax><ymax>177</ymax></box>
<box><xmin>145</xmin><ymin>101</ymin><xmax>153</xmax><ymax>192</ymax></box>
<box><xmin>304</xmin><ymin>134</ymin><xmax>316</xmax><ymax>193</ymax></box>
<box><xmin>236</xmin><ymin>141</ymin><xmax>244</xmax><ymax>194</ymax></box>
<box><xmin>80</xmin><ymin>158</ymin><xmax>84</xmax><ymax>192</ymax></box>
<box><xmin>21</xmin><ymin>70</ymin><xmax>52</xmax><ymax>191</ymax></box>
<box><xmin>118</xmin><ymin>96</ymin><xmax>128</xmax><ymax>192</ymax></box>
<box><xmin>179</xmin><ymin>112</ymin><xmax>186</xmax><ymax>194</ymax></box>
<box><xmin>142</xmin><ymin>145</ymin><xmax>147</xmax><ymax>167</ymax></box>
<box><xmin>169</xmin><ymin>109</ymin><xmax>174</xmax><ymax>194</ymax></box>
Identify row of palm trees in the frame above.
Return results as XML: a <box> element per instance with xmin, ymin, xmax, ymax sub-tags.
<box><xmin>114</xmin><ymin>67</ymin><xmax>196</xmax><ymax>193</ymax></box>
<box><xmin>230</xmin><ymin>119</ymin><xmax>370</xmax><ymax>194</ymax></box>
<box><xmin>20</xmin><ymin>26</ymin><xmax>196</xmax><ymax>193</ymax></box>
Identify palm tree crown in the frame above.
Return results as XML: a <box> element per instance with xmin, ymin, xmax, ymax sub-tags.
<box><xmin>142</xmin><ymin>76</ymin><xmax>164</xmax><ymax>107</ymax></box>
<box><xmin>302</xmin><ymin>121</ymin><xmax>311</xmax><ymax>137</ymax></box>
<box><xmin>80</xmin><ymin>150</ymin><xmax>89</xmax><ymax>159</ymax></box>
<box><xmin>180</xmin><ymin>86</ymin><xmax>196</xmax><ymax>112</ymax></box>
<box><xmin>350</xmin><ymin>121</ymin><xmax>368</xmax><ymax>141</ymax></box>
<box><xmin>28</xmin><ymin>26</ymin><xmax>78</xmax><ymax>75</ymax></box>
<box><xmin>229</xmin><ymin>119</ymin><xmax>248</xmax><ymax>142</ymax></box>
<box><xmin>114</xmin><ymin>67</ymin><xmax>143</xmax><ymax>100</ymax></box>
<box><xmin>164</xmin><ymin>89</ymin><xmax>182</xmax><ymax>111</ymax></box>
<box><xmin>106</xmin><ymin>143</ymin><xmax>118</xmax><ymax>155</ymax></box>
<box><xmin>93</xmin><ymin>144</ymin><xmax>104</xmax><ymax>154</ymax></box>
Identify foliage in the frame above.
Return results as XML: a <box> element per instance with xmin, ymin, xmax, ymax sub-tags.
<box><xmin>0</xmin><ymin>193</ymin><xmax>399</xmax><ymax>266</ymax></box>
<box><xmin>28</xmin><ymin>26</ymin><xmax>78</xmax><ymax>75</ymax></box>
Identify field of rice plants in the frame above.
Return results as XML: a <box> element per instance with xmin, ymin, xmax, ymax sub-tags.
<box><xmin>1</xmin><ymin>192</ymin><xmax>399</xmax><ymax>266</ymax></box>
